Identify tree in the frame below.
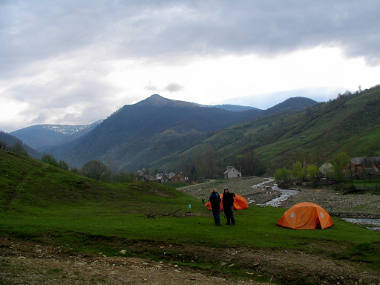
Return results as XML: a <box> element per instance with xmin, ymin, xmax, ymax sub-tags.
<box><xmin>306</xmin><ymin>164</ymin><xmax>318</xmax><ymax>183</ymax></box>
<box><xmin>234</xmin><ymin>151</ymin><xmax>266</xmax><ymax>176</ymax></box>
<box><xmin>41</xmin><ymin>154</ymin><xmax>58</xmax><ymax>167</ymax></box>
<box><xmin>81</xmin><ymin>160</ymin><xmax>109</xmax><ymax>181</ymax></box>
<box><xmin>58</xmin><ymin>160</ymin><xmax>69</xmax><ymax>170</ymax></box>
<box><xmin>0</xmin><ymin>141</ymin><xmax>8</xmax><ymax>150</ymax></box>
<box><xmin>11</xmin><ymin>142</ymin><xmax>28</xmax><ymax>157</ymax></box>
<box><xmin>201</xmin><ymin>145</ymin><xmax>217</xmax><ymax>178</ymax></box>
<box><xmin>292</xmin><ymin>161</ymin><xmax>305</xmax><ymax>184</ymax></box>
<box><xmin>332</xmin><ymin>152</ymin><xmax>349</xmax><ymax>182</ymax></box>
<box><xmin>275</xmin><ymin>167</ymin><xmax>292</xmax><ymax>187</ymax></box>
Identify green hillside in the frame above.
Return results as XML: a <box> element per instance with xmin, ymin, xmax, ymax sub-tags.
<box><xmin>0</xmin><ymin>150</ymin><xmax>201</xmax><ymax>215</ymax></box>
<box><xmin>1</xmin><ymin>149</ymin><xmax>380</xmax><ymax>284</ymax></box>
<box><xmin>159</xmin><ymin>86</ymin><xmax>380</xmax><ymax>171</ymax></box>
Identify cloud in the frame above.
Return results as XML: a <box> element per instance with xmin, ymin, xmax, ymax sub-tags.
<box><xmin>165</xmin><ymin>83</ymin><xmax>184</xmax><ymax>93</ymax></box>
<box><xmin>144</xmin><ymin>84</ymin><xmax>158</xmax><ymax>92</ymax></box>
<box><xmin>1</xmin><ymin>0</ymin><xmax>380</xmax><ymax>77</ymax></box>
<box><xmin>1</xmin><ymin>0</ymin><xmax>380</xmax><ymax>131</ymax></box>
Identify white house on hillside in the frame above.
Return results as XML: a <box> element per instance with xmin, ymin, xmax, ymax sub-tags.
<box><xmin>224</xmin><ymin>166</ymin><xmax>242</xmax><ymax>179</ymax></box>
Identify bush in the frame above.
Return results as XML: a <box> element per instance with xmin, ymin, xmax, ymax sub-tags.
<box><xmin>41</xmin><ymin>154</ymin><xmax>59</xmax><ymax>167</ymax></box>
<box><xmin>275</xmin><ymin>167</ymin><xmax>292</xmax><ymax>187</ymax></box>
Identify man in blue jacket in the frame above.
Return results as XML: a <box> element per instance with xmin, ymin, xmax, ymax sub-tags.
<box><xmin>209</xmin><ymin>189</ymin><xmax>221</xmax><ymax>226</ymax></box>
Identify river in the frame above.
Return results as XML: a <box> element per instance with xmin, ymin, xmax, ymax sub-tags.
<box><xmin>251</xmin><ymin>180</ymin><xmax>379</xmax><ymax>231</ymax></box>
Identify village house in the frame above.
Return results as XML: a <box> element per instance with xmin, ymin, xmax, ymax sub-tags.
<box><xmin>170</xmin><ymin>173</ymin><xmax>187</xmax><ymax>183</ymax></box>
<box><xmin>319</xmin><ymin>162</ymin><xmax>333</xmax><ymax>178</ymax></box>
<box><xmin>346</xmin><ymin>157</ymin><xmax>380</xmax><ymax>178</ymax></box>
<box><xmin>224</xmin><ymin>166</ymin><xmax>242</xmax><ymax>179</ymax></box>
<box><xmin>137</xmin><ymin>169</ymin><xmax>188</xmax><ymax>184</ymax></box>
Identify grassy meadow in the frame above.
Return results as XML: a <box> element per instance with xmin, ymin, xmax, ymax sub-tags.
<box><xmin>1</xmin><ymin>149</ymin><xmax>379</xmax><ymax>283</ymax></box>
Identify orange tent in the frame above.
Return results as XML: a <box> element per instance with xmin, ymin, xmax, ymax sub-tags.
<box><xmin>277</xmin><ymin>202</ymin><xmax>333</xmax><ymax>230</ymax></box>
<box><xmin>205</xmin><ymin>193</ymin><xmax>248</xmax><ymax>210</ymax></box>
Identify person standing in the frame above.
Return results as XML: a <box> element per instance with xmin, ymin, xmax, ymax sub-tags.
<box><xmin>209</xmin><ymin>189</ymin><xmax>221</xmax><ymax>226</ymax></box>
<box><xmin>223</xmin><ymin>187</ymin><xmax>235</xmax><ymax>225</ymax></box>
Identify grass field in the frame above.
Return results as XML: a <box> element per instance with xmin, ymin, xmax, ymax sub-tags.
<box><xmin>1</xmin><ymin>150</ymin><xmax>379</xmax><ymax>284</ymax></box>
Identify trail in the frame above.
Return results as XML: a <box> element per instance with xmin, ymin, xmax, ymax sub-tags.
<box><xmin>2</xmin><ymin>164</ymin><xmax>49</xmax><ymax>211</ymax></box>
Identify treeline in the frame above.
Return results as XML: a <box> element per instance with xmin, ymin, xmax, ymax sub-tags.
<box><xmin>274</xmin><ymin>152</ymin><xmax>350</xmax><ymax>187</ymax></box>
<box><xmin>0</xmin><ymin>140</ymin><xmax>29</xmax><ymax>157</ymax></box>
<box><xmin>180</xmin><ymin>145</ymin><xmax>265</xmax><ymax>181</ymax></box>
<box><xmin>40</xmin><ymin>154</ymin><xmax>137</xmax><ymax>183</ymax></box>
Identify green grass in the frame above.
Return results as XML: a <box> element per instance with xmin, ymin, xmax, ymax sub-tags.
<box><xmin>1</xmin><ymin>206</ymin><xmax>378</xmax><ymax>249</ymax></box>
<box><xmin>1</xmin><ymin>149</ymin><xmax>379</xmax><ymax>275</ymax></box>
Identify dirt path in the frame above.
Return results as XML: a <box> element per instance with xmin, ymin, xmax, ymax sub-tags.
<box><xmin>0</xmin><ymin>238</ymin><xmax>265</xmax><ymax>285</ymax></box>
<box><xmin>180</xmin><ymin>177</ymin><xmax>280</xmax><ymax>205</ymax></box>
<box><xmin>1</xmin><ymin>237</ymin><xmax>379</xmax><ymax>285</ymax></box>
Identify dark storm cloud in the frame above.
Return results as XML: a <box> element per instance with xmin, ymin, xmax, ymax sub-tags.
<box><xmin>1</xmin><ymin>0</ymin><xmax>380</xmax><ymax>131</ymax></box>
<box><xmin>1</xmin><ymin>0</ymin><xmax>380</xmax><ymax>76</ymax></box>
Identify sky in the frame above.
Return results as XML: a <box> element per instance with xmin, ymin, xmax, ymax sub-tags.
<box><xmin>1</xmin><ymin>0</ymin><xmax>380</xmax><ymax>132</ymax></box>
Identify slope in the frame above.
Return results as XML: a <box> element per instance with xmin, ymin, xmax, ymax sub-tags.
<box><xmin>0</xmin><ymin>131</ymin><xmax>40</xmax><ymax>159</ymax></box>
<box><xmin>48</xmin><ymin>94</ymin><xmax>316</xmax><ymax>171</ymax></box>
<box><xmin>11</xmin><ymin>120</ymin><xmax>102</xmax><ymax>150</ymax></box>
<box><xmin>49</xmin><ymin>94</ymin><xmax>262</xmax><ymax>170</ymax></box>
<box><xmin>158</xmin><ymin>86</ymin><xmax>380</xmax><ymax>170</ymax></box>
<box><xmin>0</xmin><ymin>149</ymin><xmax>379</xmax><ymax>285</ymax></box>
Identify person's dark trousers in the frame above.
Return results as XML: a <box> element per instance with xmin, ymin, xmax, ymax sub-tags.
<box><xmin>224</xmin><ymin>206</ymin><xmax>235</xmax><ymax>225</ymax></box>
<box><xmin>212</xmin><ymin>209</ymin><xmax>221</xmax><ymax>225</ymax></box>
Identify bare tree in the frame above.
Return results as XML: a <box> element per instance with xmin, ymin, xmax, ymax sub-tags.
<box><xmin>81</xmin><ymin>160</ymin><xmax>108</xmax><ymax>181</ymax></box>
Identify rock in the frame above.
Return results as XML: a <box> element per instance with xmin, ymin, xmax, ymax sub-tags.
<box><xmin>228</xmin><ymin>263</ymin><xmax>235</xmax><ymax>267</ymax></box>
<box><xmin>120</xmin><ymin>249</ymin><xmax>127</xmax><ymax>255</ymax></box>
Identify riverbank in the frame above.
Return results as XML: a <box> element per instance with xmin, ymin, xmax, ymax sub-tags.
<box><xmin>181</xmin><ymin>177</ymin><xmax>380</xmax><ymax>229</ymax></box>
<box><xmin>281</xmin><ymin>187</ymin><xmax>380</xmax><ymax>219</ymax></box>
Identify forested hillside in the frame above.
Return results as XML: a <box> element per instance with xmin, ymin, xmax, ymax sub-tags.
<box><xmin>48</xmin><ymin>95</ymin><xmax>262</xmax><ymax>170</ymax></box>
<box><xmin>158</xmin><ymin>86</ymin><xmax>380</xmax><ymax>174</ymax></box>
<box><xmin>11</xmin><ymin>121</ymin><xmax>102</xmax><ymax>150</ymax></box>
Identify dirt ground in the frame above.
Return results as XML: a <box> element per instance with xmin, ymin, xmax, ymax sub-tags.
<box><xmin>282</xmin><ymin>187</ymin><xmax>380</xmax><ymax>218</ymax></box>
<box><xmin>0</xmin><ymin>238</ymin><xmax>264</xmax><ymax>285</ymax></box>
<box><xmin>1</xmin><ymin>237</ymin><xmax>379</xmax><ymax>285</ymax></box>
<box><xmin>180</xmin><ymin>177</ymin><xmax>280</xmax><ymax>205</ymax></box>
<box><xmin>181</xmin><ymin>177</ymin><xmax>380</xmax><ymax>218</ymax></box>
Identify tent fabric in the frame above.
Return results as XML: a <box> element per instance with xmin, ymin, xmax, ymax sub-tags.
<box><xmin>277</xmin><ymin>202</ymin><xmax>333</xmax><ymax>230</ymax></box>
<box><xmin>205</xmin><ymin>193</ymin><xmax>248</xmax><ymax>210</ymax></box>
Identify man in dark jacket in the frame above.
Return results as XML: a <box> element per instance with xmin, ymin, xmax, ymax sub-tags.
<box><xmin>209</xmin><ymin>189</ymin><xmax>221</xmax><ymax>226</ymax></box>
<box><xmin>223</xmin><ymin>187</ymin><xmax>235</xmax><ymax>225</ymax></box>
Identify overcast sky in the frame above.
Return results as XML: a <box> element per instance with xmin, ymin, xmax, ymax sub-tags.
<box><xmin>1</xmin><ymin>0</ymin><xmax>380</xmax><ymax>132</ymax></box>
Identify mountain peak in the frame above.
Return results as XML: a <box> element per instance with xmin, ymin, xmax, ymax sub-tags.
<box><xmin>137</xmin><ymin>94</ymin><xmax>172</xmax><ymax>106</ymax></box>
<box><xmin>266</xmin><ymin>96</ymin><xmax>317</xmax><ymax>114</ymax></box>
<box><xmin>136</xmin><ymin>94</ymin><xmax>199</xmax><ymax>108</ymax></box>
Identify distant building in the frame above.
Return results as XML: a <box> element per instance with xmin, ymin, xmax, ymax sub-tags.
<box><xmin>224</xmin><ymin>166</ymin><xmax>241</xmax><ymax>179</ymax></box>
<box><xmin>319</xmin><ymin>163</ymin><xmax>333</xmax><ymax>178</ymax></box>
<box><xmin>346</xmin><ymin>157</ymin><xmax>380</xmax><ymax>178</ymax></box>
<box><xmin>170</xmin><ymin>173</ymin><xmax>187</xmax><ymax>183</ymax></box>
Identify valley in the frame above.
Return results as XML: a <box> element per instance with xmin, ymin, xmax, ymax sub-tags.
<box><xmin>0</xmin><ymin>150</ymin><xmax>379</xmax><ymax>284</ymax></box>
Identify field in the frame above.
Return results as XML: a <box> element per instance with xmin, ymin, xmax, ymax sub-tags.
<box><xmin>1</xmin><ymin>150</ymin><xmax>380</xmax><ymax>284</ymax></box>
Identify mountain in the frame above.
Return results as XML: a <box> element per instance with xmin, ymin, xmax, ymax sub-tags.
<box><xmin>209</xmin><ymin>104</ymin><xmax>260</xmax><ymax>112</ymax></box>
<box><xmin>265</xmin><ymin>97</ymin><xmax>317</xmax><ymax>115</ymax></box>
<box><xmin>0</xmin><ymin>131</ymin><xmax>40</xmax><ymax>158</ymax></box>
<box><xmin>157</xmin><ymin>86</ymin><xmax>380</xmax><ymax>171</ymax></box>
<box><xmin>11</xmin><ymin>120</ymin><xmax>102</xmax><ymax>150</ymax></box>
<box><xmin>48</xmin><ymin>94</ymin><xmax>264</xmax><ymax>170</ymax></box>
